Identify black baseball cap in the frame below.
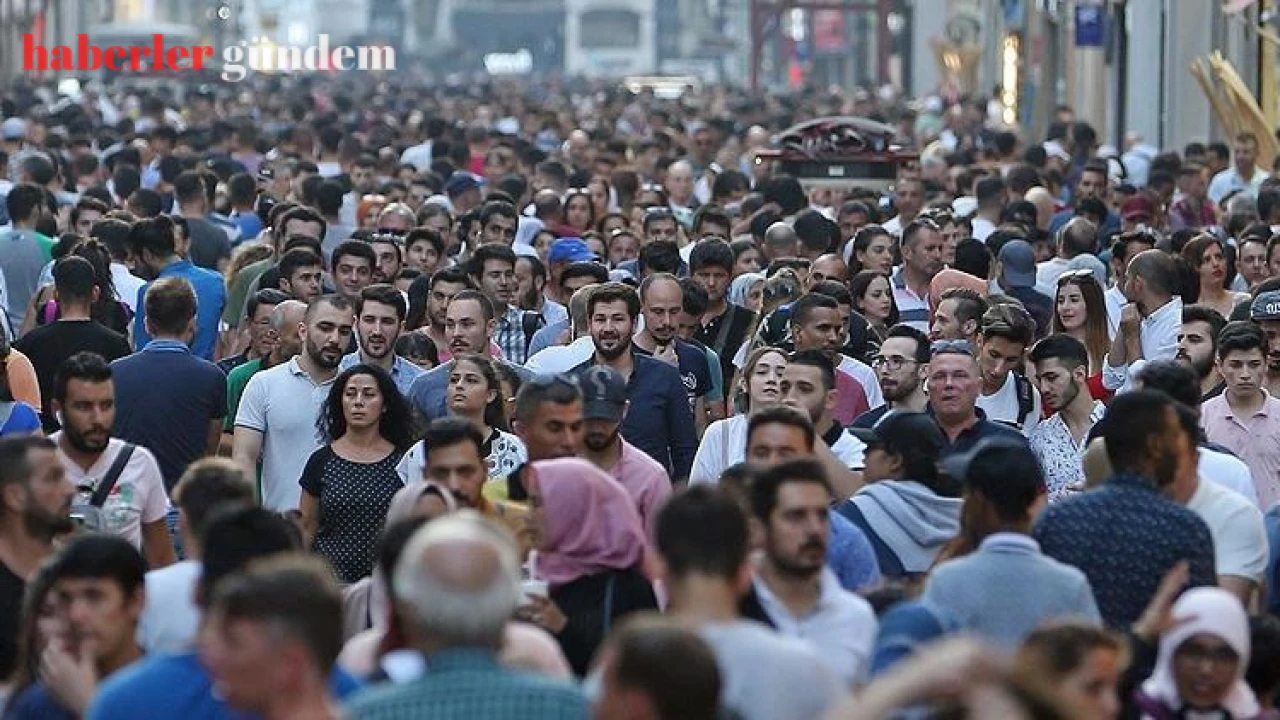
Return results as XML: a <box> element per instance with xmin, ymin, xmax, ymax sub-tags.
<box><xmin>850</xmin><ymin>411</ymin><xmax>945</xmax><ymax>457</ymax></box>
<box><xmin>579</xmin><ymin>366</ymin><xmax>627</xmax><ymax>422</ymax></box>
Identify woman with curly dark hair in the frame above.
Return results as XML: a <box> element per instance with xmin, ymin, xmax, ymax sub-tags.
<box><xmin>299</xmin><ymin>364</ymin><xmax>417</xmax><ymax>583</ymax></box>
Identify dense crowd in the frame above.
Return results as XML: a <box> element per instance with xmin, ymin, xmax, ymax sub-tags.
<box><xmin>0</xmin><ymin>72</ymin><xmax>1279</xmax><ymax>718</ymax></box>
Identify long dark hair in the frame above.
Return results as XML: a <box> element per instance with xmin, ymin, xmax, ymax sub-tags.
<box><xmin>317</xmin><ymin>364</ymin><xmax>417</xmax><ymax>450</ymax></box>
<box><xmin>9</xmin><ymin>558</ymin><xmax>58</xmax><ymax>695</ymax></box>
<box><xmin>73</xmin><ymin>240</ymin><xmax>125</xmax><ymax>327</ymax></box>
<box><xmin>449</xmin><ymin>354</ymin><xmax>508</xmax><ymax>432</ymax></box>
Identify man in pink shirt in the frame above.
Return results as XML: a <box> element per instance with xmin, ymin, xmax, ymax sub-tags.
<box><xmin>578</xmin><ymin>365</ymin><xmax>671</xmax><ymax>531</ymax></box>
<box><xmin>1201</xmin><ymin>322</ymin><xmax>1280</xmax><ymax>509</ymax></box>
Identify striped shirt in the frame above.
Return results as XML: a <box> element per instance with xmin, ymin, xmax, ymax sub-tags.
<box><xmin>891</xmin><ymin>267</ymin><xmax>930</xmax><ymax>332</ymax></box>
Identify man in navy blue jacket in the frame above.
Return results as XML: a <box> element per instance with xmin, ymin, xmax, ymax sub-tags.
<box><xmin>573</xmin><ymin>282</ymin><xmax>695</xmax><ymax>483</ymax></box>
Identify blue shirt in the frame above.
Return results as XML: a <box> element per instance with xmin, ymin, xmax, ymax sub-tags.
<box><xmin>828</xmin><ymin>510</ymin><xmax>882</xmax><ymax>591</ymax></box>
<box><xmin>88</xmin><ymin>651</ymin><xmax>361</xmax><ymax>720</ymax></box>
<box><xmin>633</xmin><ymin>340</ymin><xmax>712</xmax><ymax>410</ymax></box>
<box><xmin>527</xmin><ymin>319</ymin><xmax>569</xmax><ymax>357</ymax></box>
<box><xmin>0</xmin><ymin>401</ymin><xmax>40</xmax><ymax>436</ymax></box>
<box><xmin>7</xmin><ymin>681</ymin><xmax>76</xmax><ymax>720</ymax></box>
<box><xmin>340</xmin><ymin>352</ymin><xmax>425</xmax><ymax>397</ymax></box>
<box><xmin>1033</xmin><ymin>472</ymin><xmax>1217</xmax><ymax>628</ymax></box>
<box><xmin>134</xmin><ymin>259</ymin><xmax>227</xmax><ymax>360</ymax></box>
<box><xmin>573</xmin><ymin>351</ymin><xmax>697</xmax><ymax>481</ymax></box>
<box><xmin>110</xmin><ymin>340</ymin><xmax>227</xmax><ymax>490</ymax></box>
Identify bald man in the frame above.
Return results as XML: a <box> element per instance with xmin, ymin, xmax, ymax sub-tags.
<box><xmin>809</xmin><ymin>254</ymin><xmax>849</xmax><ymax>289</ymax></box>
<box><xmin>346</xmin><ymin>513</ymin><xmax>589</xmax><ymax>717</ymax></box>
<box><xmin>666</xmin><ymin>159</ymin><xmax>697</xmax><ymax>210</ymax></box>
<box><xmin>1024</xmin><ymin>187</ymin><xmax>1056</xmax><ymax>231</ymax></box>
<box><xmin>764</xmin><ymin>222</ymin><xmax>798</xmax><ymax>262</ymax></box>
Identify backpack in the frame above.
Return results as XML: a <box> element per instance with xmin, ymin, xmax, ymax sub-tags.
<box><xmin>520</xmin><ymin>311</ymin><xmax>544</xmax><ymax>359</ymax></box>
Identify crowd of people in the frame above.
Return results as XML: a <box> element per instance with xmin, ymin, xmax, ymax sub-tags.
<box><xmin>1</xmin><ymin>72</ymin><xmax>1280</xmax><ymax>718</ymax></box>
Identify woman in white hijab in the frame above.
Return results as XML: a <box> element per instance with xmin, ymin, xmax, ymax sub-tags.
<box><xmin>1134</xmin><ymin>586</ymin><xmax>1269</xmax><ymax>719</ymax></box>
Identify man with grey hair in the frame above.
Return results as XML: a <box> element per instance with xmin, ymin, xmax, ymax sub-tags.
<box><xmin>222</xmin><ymin>299</ymin><xmax>307</xmax><ymax>450</ymax></box>
<box><xmin>345</xmin><ymin>513</ymin><xmax>588</xmax><ymax>718</ymax></box>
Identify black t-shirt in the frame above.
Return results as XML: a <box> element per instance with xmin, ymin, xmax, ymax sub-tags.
<box><xmin>0</xmin><ymin>560</ymin><xmax>26</xmax><ymax>681</ymax></box>
<box><xmin>13</xmin><ymin>320</ymin><xmax>132</xmax><ymax>433</ymax></box>
<box><xmin>695</xmin><ymin>303</ymin><xmax>755</xmax><ymax>384</ymax></box>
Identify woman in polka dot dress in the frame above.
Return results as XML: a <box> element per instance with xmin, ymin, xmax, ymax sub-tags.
<box><xmin>299</xmin><ymin>364</ymin><xmax>418</xmax><ymax>583</ymax></box>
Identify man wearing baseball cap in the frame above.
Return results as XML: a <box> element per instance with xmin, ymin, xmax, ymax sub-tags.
<box><xmin>1251</xmin><ymin>289</ymin><xmax>1280</xmax><ymax>397</ymax></box>
<box><xmin>922</xmin><ymin>437</ymin><xmax>1099</xmax><ymax>649</ymax></box>
<box><xmin>994</xmin><ymin>240</ymin><xmax>1052</xmax><ymax>339</ymax></box>
<box><xmin>837</xmin><ymin>411</ymin><xmax>961</xmax><ymax>580</ymax></box>
<box><xmin>578</xmin><ymin>366</ymin><xmax>671</xmax><ymax>529</ymax></box>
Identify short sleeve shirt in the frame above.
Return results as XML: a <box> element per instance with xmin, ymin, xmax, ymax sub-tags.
<box><xmin>54</xmin><ymin>437</ymin><xmax>169</xmax><ymax>549</ymax></box>
<box><xmin>234</xmin><ymin>358</ymin><xmax>336</xmax><ymax>511</ymax></box>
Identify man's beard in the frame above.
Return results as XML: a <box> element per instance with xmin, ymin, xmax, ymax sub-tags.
<box><xmin>1190</xmin><ymin>354</ymin><xmax>1215</xmax><ymax>380</ymax></box>
<box><xmin>883</xmin><ymin>377</ymin><xmax>919</xmax><ymax>403</ymax></box>
<box><xmin>307</xmin><ymin>338</ymin><xmax>341</xmax><ymax>369</ymax></box>
<box><xmin>23</xmin><ymin>502</ymin><xmax>72</xmax><ymax>540</ymax></box>
<box><xmin>584</xmin><ymin>427</ymin><xmax>619</xmax><ymax>452</ymax></box>
<box><xmin>594</xmin><ymin>334</ymin><xmax>630</xmax><ymax>361</ymax></box>
<box><xmin>1055</xmin><ymin>380</ymin><xmax>1080</xmax><ymax>412</ymax></box>
<box><xmin>521</xmin><ymin>286</ymin><xmax>540</xmax><ymax>311</ymax></box>
<box><xmin>64</xmin><ymin>421</ymin><xmax>110</xmax><ymax>454</ymax></box>
<box><xmin>769</xmin><ymin>539</ymin><xmax>826</xmax><ymax>578</ymax></box>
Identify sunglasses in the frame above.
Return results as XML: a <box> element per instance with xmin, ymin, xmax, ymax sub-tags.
<box><xmin>930</xmin><ymin>339</ymin><xmax>975</xmax><ymax>357</ymax></box>
<box><xmin>1056</xmin><ymin>268</ymin><xmax>1100</xmax><ymax>284</ymax></box>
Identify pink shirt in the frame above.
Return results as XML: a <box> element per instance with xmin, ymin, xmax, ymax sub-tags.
<box><xmin>607</xmin><ymin>439</ymin><xmax>673</xmax><ymax>535</ymax></box>
<box><xmin>53</xmin><ymin>436</ymin><xmax>170</xmax><ymax>549</ymax></box>
<box><xmin>833</xmin><ymin>370</ymin><xmax>870</xmax><ymax>426</ymax></box>
<box><xmin>1201</xmin><ymin>392</ymin><xmax>1280</xmax><ymax>509</ymax></box>
<box><xmin>436</xmin><ymin>341</ymin><xmax>505</xmax><ymax>364</ymax></box>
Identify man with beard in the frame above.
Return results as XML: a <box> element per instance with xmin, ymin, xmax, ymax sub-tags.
<box><xmin>573</xmin><ymin>282</ymin><xmax>696</xmax><ymax>482</ymax></box>
<box><xmin>1035</xmin><ymin>390</ymin><xmax>1216</xmax><ymax>628</ymax></box>
<box><xmin>339</xmin><ymin>284</ymin><xmax>422</xmax><ymax>396</ymax></box>
<box><xmin>110</xmin><ymin>278</ymin><xmax>227</xmax><ymax>494</ymax></box>
<box><xmin>1202</xmin><ymin>323</ymin><xmax>1280</xmax><ymax>510</ymax></box>
<box><xmin>0</xmin><ymin>436</ymin><xmax>75</xmax><ymax>682</ymax></box>
<box><xmin>125</xmin><ymin>215</ymin><xmax>226</xmax><ymax>360</ymax></box>
<box><xmin>781</xmin><ymin>350</ymin><xmax>867</xmax><ymax>474</ymax></box>
<box><xmin>514</xmin><ymin>255</ymin><xmax>568</xmax><ymax>326</ymax></box>
<box><xmin>407</xmin><ymin>290</ymin><xmax>535</xmax><ymax>422</ymax></box>
<box><xmin>233</xmin><ymin>295</ymin><xmax>354</xmax><ymax>512</ymax></box>
<box><xmin>632</xmin><ymin>274</ymin><xmax>712</xmax><ymax>435</ymax></box>
<box><xmin>1249</xmin><ymin>290</ymin><xmax>1280</xmax><ymax>397</ymax></box>
<box><xmin>368</xmin><ymin>233</ymin><xmax>404</xmax><ymax>285</ymax></box>
<box><xmin>853</xmin><ymin>325</ymin><xmax>931</xmax><ymax>428</ymax></box>
<box><xmin>741</xmin><ymin>458</ymin><xmax>878</xmax><ymax>685</ymax></box>
<box><xmin>50</xmin><ymin>352</ymin><xmax>173</xmax><ymax>566</ymax></box>
<box><xmin>1177</xmin><ymin>305</ymin><xmax>1227</xmax><ymax>401</ymax></box>
<box><xmin>470</xmin><ymin>244</ymin><xmax>543</xmax><ymax>365</ymax></box>
<box><xmin>1028</xmin><ymin>335</ymin><xmax>1106</xmax><ymax>502</ymax></box>
<box><xmin>578</xmin><ymin>366</ymin><xmax>671</xmax><ymax>529</ymax></box>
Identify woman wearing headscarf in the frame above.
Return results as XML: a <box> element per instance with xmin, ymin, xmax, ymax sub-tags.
<box><xmin>1133</xmin><ymin>586</ymin><xmax>1273</xmax><ymax>719</ymax></box>
<box><xmin>729</xmin><ymin>271</ymin><xmax>765</xmax><ymax>313</ymax></box>
<box><xmin>514</xmin><ymin>458</ymin><xmax>657</xmax><ymax>676</ymax></box>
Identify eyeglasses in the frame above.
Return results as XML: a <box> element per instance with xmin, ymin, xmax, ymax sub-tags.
<box><xmin>930</xmin><ymin>339</ymin><xmax>974</xmax><ymax>357</ymax></box>
<box><xmin>870</xmin><ymin>354</ymin><xmax>918</xmax><ymax>371</ymax></box>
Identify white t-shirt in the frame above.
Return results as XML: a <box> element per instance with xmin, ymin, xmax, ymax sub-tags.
<box><xmin>1187</xmin><ymin>478</ymin><xmax>1269</xmax><ymax>582</ymax></box>
<box><xmin>55</xmin><ymin>436</ymin><xmax>169</xmax><ymax>549</ymax></box>
<box><xmin>1199</xmin><ymin>447</ymin><xmax>1261</xmax><ymax>507</ymax></box>
<box><xmin>234</xmin><ymin>359</ymin><xmax>336</xmax><ymax>511</ymax></box>
<box><xmin>138</xmin><ymin>560</ymin><xmax>201</xmax><ymax>652</ymax></box>
<box><xmin>976</xmin><ymin>372</ymin><xmax>1042</xmax><ymax>435</ymax></box>
<box><xmin>690</xmin><ymin>414</ymin><xmax>865</xmax><ymax>485</ymax></box>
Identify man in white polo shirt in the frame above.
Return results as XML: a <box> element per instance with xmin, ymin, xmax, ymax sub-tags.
<box><xmin>233</xmin><ymin>295</ymin><xmax>354</xmax><ymax>511</ymax></box>
<box><xmin>50</xmin><ymin>351</ymin><xmax>173</xmax><ymax>568</ymax></box>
